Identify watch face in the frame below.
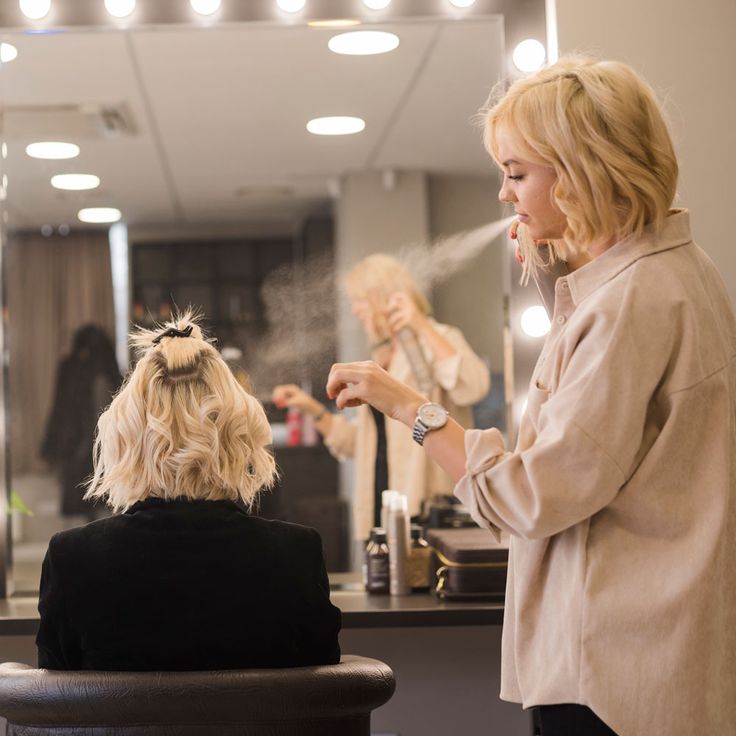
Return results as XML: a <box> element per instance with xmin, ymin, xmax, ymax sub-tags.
<box><xmin>418</xmin><ymin>402</ymin><xmax>448</xmax><ymax>429</ymax></box>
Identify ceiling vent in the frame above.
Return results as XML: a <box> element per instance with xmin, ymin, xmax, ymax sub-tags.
<box><xmin>1</xmin><ymin>102</ymin><xmax>137</xmax><ymax>140</ymax></box>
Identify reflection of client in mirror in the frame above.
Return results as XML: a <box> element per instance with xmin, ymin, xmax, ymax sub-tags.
<box><xmin>272</xmin><ymin>254</ymin><xmax>489</xmax><ymax>542</ymax></box>
<box><xmin>37</xmin><ymin>313</ymin><xmax>341</xmax><ymax>671</ymax></box>
<box><xmin>326</xmin><ymin>57</ymin><xmax>736</xmax><ymax>735</ymax></box>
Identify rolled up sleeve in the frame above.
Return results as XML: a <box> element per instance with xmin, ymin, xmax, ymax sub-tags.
<box><xmin>454</xmin><ymin>278</ymin><xmax>672</xmax><ymax>541</ymax></box>
<box><xmin>323</xmin><ymin>413</ymin><xmax>358</xmax><ymax>460</ymax></box>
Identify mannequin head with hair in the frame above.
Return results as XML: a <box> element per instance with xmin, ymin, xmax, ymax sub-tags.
<box><xmin>85</xmin><ymin>311</ymin><xmax>276</xmax><ymax>512</ymax></box>
<box><xmin>480</xmin><ymin>55</ymin><xmax>679</xmax><ymax>280</ymax></box>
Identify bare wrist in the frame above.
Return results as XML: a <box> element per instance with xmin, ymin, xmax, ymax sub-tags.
<box><xmin>397</xmin><ymin>397</ymin><xmax>425</xmax><ymax>428</ymax></box>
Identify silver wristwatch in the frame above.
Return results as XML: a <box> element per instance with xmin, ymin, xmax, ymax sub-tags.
<box><xmin>412</xmin><ymin>402</ymin><xmax>449</xmax><ymax>446</ymax></box>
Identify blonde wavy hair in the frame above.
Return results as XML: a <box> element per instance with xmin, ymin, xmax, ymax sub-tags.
<box><xmin>481</xmin><ymin>55</ymin><xmax>679</xmax><ymax>281</ymax></box>
<box><xmin>343</xmin><ymin>253</ymin><xmax>431</xmax><ymax>341</ymax></box>
<box><xmin>85</xmin><ymin>311</ymin><xmax>276</xmax><ymax>512</ymax></box>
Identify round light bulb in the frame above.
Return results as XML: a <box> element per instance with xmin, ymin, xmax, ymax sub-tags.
<box><xmin>306</xmin><ymin>116</ymin><xmax>365</xmax><ymax>136</ymax></box>
<box><xmin>361</xmin><ymin>0</ymin><xmax>391</xmax><ymax>8</ymax></box>
<box><xmin>448</xmin><ymin>0</ymin><xmax>476</xmax><ymax>7</ymax></box>
<box><xmin>78</xmin><ymin>207</ymin><xmax>122</xmax><ymax>224</ymax></box>
<box><xmin>520</xmin><ymin>305</ymin><xmax>551</xmax><ymax>338</ymax></box>
<box><xmin>276</xmin><ymin>0</ymin><xmax>306</xmax><ymax>12</ymax></box>
<box><xmin>105</xmin><ymin>0</ymin><xmax>135</xmax><ymax>18</ymax></box>
<box><xmin>190</xmin><ymin>0</ymin><xmax>221</xmax><ymax>15</ymax></box>
<box><xmin>26</xmin><ymin>141</ymin><xmax>80</xmax><ymax>160</ymax></box>
<box><xmin>0</xmin><ymin>43</ymin><xmax>19</xmax><ymax>63</ymax></box>
<box><xmin>19</xmin><ymin>0</ymin><xmax>51</xmax><ymax>20</ymax></box>
<box><xmin>513</xmin><ymin>39</ymin><xmax>546</xmax><ymax>73</ymax></box>
<box><xmin>328</xmin><ymin>31</ymin><xmax>399</xmax><ymax>56</ymax></box>
<box><xmin>51</xmin><ymin>174</ymin><xmax>101</xmax><ymax>191</ymax></box>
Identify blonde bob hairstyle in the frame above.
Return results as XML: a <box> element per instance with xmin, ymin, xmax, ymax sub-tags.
<box><xmin>85</xmin><ymin>312</ymin><xmax>276</xmax><ymax>513</ymax></box>
<box><xmin>481</xmin><ymin>55</ymin><xmax>679</xmax><ymax>280</ymax></box>
<box><xmin>343</xmin><ymin>253</ymin><xmax>431</xmax><ymax>317</ymax></box>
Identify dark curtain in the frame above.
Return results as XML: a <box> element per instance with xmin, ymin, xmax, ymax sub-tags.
<box><xmin>7</xmin><ymin>230</ymin><xmax>117</xmax><ymax>477</ymax></box>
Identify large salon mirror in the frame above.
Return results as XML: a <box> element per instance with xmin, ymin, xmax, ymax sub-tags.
<box><xmin>0</xmin><ymin>0</ymin><xmax>546</xmax><ymax>592</ymax></box>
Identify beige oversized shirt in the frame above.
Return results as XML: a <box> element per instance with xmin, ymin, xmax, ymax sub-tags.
<box><xmin>326</xmin><ymin>320</ymin><xmax>489</xmax><ymax>540</ymax></box>
<box><xmin>455</xmin><ymin>211</ymin><xmax>736</xmax><ymax>735</ymax></box>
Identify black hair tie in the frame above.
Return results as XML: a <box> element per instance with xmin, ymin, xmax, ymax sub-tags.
<box><xmin>152</xmin><ymin>325</ymin><xmax>194</xmax><ymax>345</ymax></box>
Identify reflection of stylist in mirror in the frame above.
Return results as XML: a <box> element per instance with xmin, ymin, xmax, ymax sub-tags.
<box><xmin>272</xmin><ymin>253</ymin><xmax>489</xmax><ymax>542</ymax></box>
<box><xmin>326</xmin><ymin>57</ymin><xmax>736</xmax><ymax>735</ymax></box>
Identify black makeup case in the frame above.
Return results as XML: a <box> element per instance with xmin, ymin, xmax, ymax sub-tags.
<box><xmin>425</xmin><ymin>527</ymin><xmax>508</xmax><ymax>601</ymax></box>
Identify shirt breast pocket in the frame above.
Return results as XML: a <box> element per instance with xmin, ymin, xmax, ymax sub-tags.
<box><xmin>525</xmin><ymin>379</ymin><xmax>552</xmax><ymax>429</ymax></box>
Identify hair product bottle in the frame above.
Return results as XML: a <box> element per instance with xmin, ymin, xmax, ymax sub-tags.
<box><xmin>396</xmin><ymin>327</ymin><xmax>433</xmax><ymax>395</ymax></box>
<box><xmin>381</xmin><ymin>490</ymin><xmax>397</xmax><ymax>532</ymax></box>
<box><xmin>387</xmin><ymin>493</ymin><xmax>411</xmax><ymax>596</ymax></box>
<box><xmin>286</xmin><ymin>407</ymin><xmax>302</xmax><ymax>446</ymax></box>
<box><xmin>407</xmin><ymin>524</ymin><xmax>432</xmax><ymax>592</ymax></box>
<box><xmin>365</xmin><ymin>528</ymin><xmax>390</xmax><ymax>595</ymax></box>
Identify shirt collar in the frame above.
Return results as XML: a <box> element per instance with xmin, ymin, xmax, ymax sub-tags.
<box><xmin>566</xmin><ymin>209</ymin><xmax>692</xmax><ymax>306</ymax></box>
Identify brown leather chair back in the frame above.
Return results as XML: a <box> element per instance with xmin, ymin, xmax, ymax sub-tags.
<box><xmin>0</xmin><ymin>655</ymin><xmax>395</xmax><ymax>736</ymax></box>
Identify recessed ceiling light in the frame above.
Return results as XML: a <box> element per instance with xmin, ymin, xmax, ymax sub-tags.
<box><xmin>26</xmin><ymin>141</ymin><xmax>80</xmax><ymax>160</ymax></box>
<box><xmin>19</xmin><ymin>0</ymin><xmax>51</xmax><ymax>20</ymax></box>
<box><xmin>51</xmin><ymin>174</ymin><xmax>100</xmax><ymax>191</ymax></box>
<box><xmin>308</xmin><ymin>19</ymin><xmax>361</xmax><ymax>28</ymax></box>
<box><xmin>520</xmin><ymin>306</ymin><xmax>550</xmax><ymax>337</ymax></box>
<box><xmin>0</xmin><ymin>43</ymin><xmax>18</xmax><ymax>63</ymax></box>
<box><xmin>190</xmin><ymin>0</ymin><xmax>221</xmax><ymax>15</ymax></box>
<box><xmin>513</xmin><ymin>39</ymin><xmax>546</xmax><ymax>72</ymax></box>
<box><xmin>276</xmin><ymin>0</ymin><xmax>306</xmax><ymax>12</ymax></box>
<box><xmin>104</xmin><ymin>0</ymin><xmax>135</xmax><ymax>18</ymax></box>
<box><xmin>307</xmin><ymin>116</ymin><xmax>365</xmax><ymax>136</ymax></box>
<box><xmin>361</xmin><ymin>0</ymin><xmax>391</xmax><ymax>9</ymax></box>
<box><xmin>78</xmin><ymin>207</ymin><xmax>122</xmax><ymax>224</ymax></box>
<box><xmin>448</xmin><ymin>0</ymin><xmax>476</xmax><ymax>7</ymax></box>
<box><xmin>328</xmin><ymin>30</ymin><xmax>399</xmax><ymax>56</ymax></box>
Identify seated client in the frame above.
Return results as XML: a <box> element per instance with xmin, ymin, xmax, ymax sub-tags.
<box><xmin>36</xmin><ymin>313</ymin><xmax>341</xmax><ymax>671</ymax></box>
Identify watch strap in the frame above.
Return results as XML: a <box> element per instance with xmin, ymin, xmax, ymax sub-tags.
<box><xmin>412</xmin><ymin>417</ymin><xmax>430</xmax><ymax>446</ymax></box>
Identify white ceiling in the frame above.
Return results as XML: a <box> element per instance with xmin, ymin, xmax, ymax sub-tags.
<box><xmin>0</xmin><ymin>17</ymin><xmax>504</xmax><ymax>229</ymax></box>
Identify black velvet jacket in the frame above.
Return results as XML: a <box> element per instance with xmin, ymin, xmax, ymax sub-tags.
<box><xmin>36</xmin><ymin>498</ymin><xmax>342</xmax><ymax>671</ymax></box>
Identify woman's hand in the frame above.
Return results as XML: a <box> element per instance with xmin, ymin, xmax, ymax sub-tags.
<box><xmin>272</xmin><ymin>384</ymin><xmax>321</xmax><ymax>415</ymax></box>
<box><xmin>386</xmin><ymin>292</ymin><xmax>428</xmax><ymax>336</ymax></box>
<box><xmin>326</xmin><ymin>361</ymin><xmax>425</xmax><ymax>428</ymax></box>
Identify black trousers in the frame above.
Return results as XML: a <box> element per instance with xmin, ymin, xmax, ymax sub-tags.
<box><xmin>533</xmin><ymin>704</ymin><xmax>618</xmax><ymax>736</ymax></box>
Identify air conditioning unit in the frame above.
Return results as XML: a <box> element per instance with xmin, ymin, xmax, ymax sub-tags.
<box><xmin>1</xmin><ymin>102</ymin><xmax>137</xmax><ymax>140</ymax></box>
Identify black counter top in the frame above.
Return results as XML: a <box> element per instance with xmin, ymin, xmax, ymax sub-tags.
<box><xmin>0</xmin><ymin>578</ymin><xmax>503</xmax><ymax>636</ymax></box>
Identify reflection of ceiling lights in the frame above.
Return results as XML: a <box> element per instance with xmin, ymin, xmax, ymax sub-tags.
<box><xmin>513</xmin><ymin>39</ymin><xmax>546</xmax><ymax>72</ymax></box>
<box><xmin>78</xmin><ymin>207</ymin><xmax>121</xmax><ymax>224</ymax></box>
<box><xmin>105</xmin><ymin>0</ymin><xmax>136</xmax><ymax>18</ymax></box>
<box><xmin>51</xmin><ymin>174</ymin><xmax>100</xmax><ymax>191</ymax></box>
<box><xmin>0</xmin><ymin>43</ymin><xmax>19</xmax><ymax>63</ymax></box>
<box><xmin>26</xmin><ymin>141</ymin><xmax>80</xmax><ymax>159</ymax></box>
<box><xmin>307</xmin><ymin>116</ymin><xmax>365</xmax><ymax>136</ymax></box>
<box><xmin>448</xmin><ymin>0</ymin><xmax>476</xmax><ymax>7</ymax></box>
<box><xmin>308</xmin><ymin>19</ymin><xmax>361</xmax><ymax>28</ymax></box>
<box><xmin>362</xmin><ymin>0</ymin><xmax>391</xmax><ymax>8</ymax></box>
<box><xmin>328</xmin><ymin>30</ymin><xmax>399</xmax><ymax>56</ymax></box>
<box><xmin>19</xmin><ymin>0</ymin><xmax>51</xmax><ymax>20</ymax></box>
<box><xmin>275</xmin><ymin>0</ymin><xmax>306</xmax><ymax>12</ymax></box>
<box><xmin>190</xmin><ymin>0</ymin><xmax>221</xmax><ymax>15</ymax></box>
<box><xmin>520</xmin><ymin>305</ymin><xmax>550</xmax><ymax>337</ymax></box>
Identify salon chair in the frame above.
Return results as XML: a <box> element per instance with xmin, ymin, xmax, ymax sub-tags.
<box><xmin>0</xmin><ymin>655</ymin><xmax>395</xmax><ymax>736</ymax></box>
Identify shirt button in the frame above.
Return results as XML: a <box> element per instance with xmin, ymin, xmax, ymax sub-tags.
<box><xmin>556</xmin><ymin>315</ymin><xmax>566</xmax><ymax>325</ymax></box>
<box><xmin>560</xmin><ymin>281</ymin><xmax>569</xmax><ymax>290</ymax></box>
